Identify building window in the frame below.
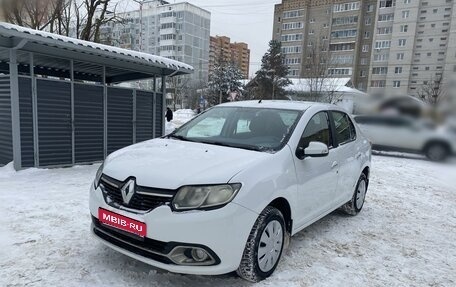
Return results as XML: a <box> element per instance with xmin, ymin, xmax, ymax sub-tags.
<box><xmin>364</xmin><ymin>31</ymin><xmax>370</xmax><ymax>39</ymax></box>
<box><xmin>379</xmin><ymin>0</ymin><xmax>396</xmax><ymax>8</ymax></box>
<box><xmin>378</xmin><ymin>13</ymin><xmax>394</xmax><ymax>21</ymax></box>
<box><xmin>328</xmin><ymin>68</ymin><xmax>352</xmax><ymax>75</ymax></box>
<box><xmin>395</xmin><ymin>67</ymin><xmax>403</xmax><ymax>74</ymax></box>
<box><xmin>362</xmin><ymin>45</ymin><xmax>369</xmax><ymax>52</ymax></box>
<box><xmin>402</xmin><ymin>10</ymin><xmax>410</xmax><ymax>18</ymax></box>
<box><xmin>282</xmin><ymin>22</ymin><xmax>304</xmax><ymax>30</ymax></box>
<box><xmin>333</xmin><ymin>2</ymin><xmax>360</xmax><ymax>13</ymax></box>
<box><xmin>281</xmin><ymin>46</ymin><xmax>302</xmax><ymax>54</ymax></box>
<box><xmin>374</xmin><ymin>54</ymin><xmax>389</xmax><ymax>61</ymax></box>
<box><xmin>400</xmin><ymin>25</ymin><xmax>408</xmax><ymax>32</ymax></box>
<box><xmin>404</xmin><ymin>0</ymin><xmax>411</xmax><ymax>4</ymax></box>
<box><xmin>399</xmin><ymin>39</ymin><xmax>407</xmax><ymax>46</ymax></box>
<box><xmin>332</xmin><ymin>16</ymin><xmax>358</xmax><ymax>26</ymax></box>
<box><xmin>331</xmin><ymin>29</ymin><xmax>358</xmax><ymax>38</ymax></box>
<box><xmin>397</xmin><ymin>53</ymin><xmax>405</xmax><ymax>60</ymax></box>
<box><xmin>377</xmin><ymin>27</ymin><xmax>393</xmax><ymax>35</ymax></box>
<box><xmin>371</xmin><ymin>80</ymin><xmax>386</xmax><ymax>87</ymax></box>
<box><xmin>281</xmin><ymin>34</ymin><xmax>304</xmax><ymax>42</ymax></box>
<box><xmin>393</xmin><ymin>81</ymin><xmax>401</xmax><ymax>88</ymax></box>
<box><xmin>375</xmin><ymin>40</ymin><xmax>391</xmax><ymax>49</ymax></box>
<box><xmin>283</xmin><ymin>10</ymin><xmax>305</xmax><ymax>19</ymax></box>
<box><xmin>372</xmin><ymin>67</ymin><xmax>388</xmax><ymax>74</ymax></box>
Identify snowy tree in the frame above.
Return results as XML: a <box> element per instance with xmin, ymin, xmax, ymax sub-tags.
<box><xmin>254</xmin><ymin>40</ymin><xmax>291</xmax><ymax>100</ymax></box>
<box><xmin>207</xmin><ymin>61</ymin><xmax>244</xmax><ymax>105</ymax></box>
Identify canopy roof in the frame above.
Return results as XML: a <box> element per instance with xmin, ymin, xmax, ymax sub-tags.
<box><xmin>0</xmin><ymin>22</ymin><xmax>193</xmax><ymax>83</ymax></box>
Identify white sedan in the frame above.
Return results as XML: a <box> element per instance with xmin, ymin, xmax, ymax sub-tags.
<box><xmin>89</xmin><ymin>101</ymin><xmax>372</xmax><ymax>282</ymax></box>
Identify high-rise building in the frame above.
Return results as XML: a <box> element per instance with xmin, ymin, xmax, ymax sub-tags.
<box><xmin>210</xmin><ymin>35</ymin><xmax>251</xmax><ymax>78</ymax></box>
<box><xmin>368</xmin><ymin>0</ymin><xmax>456</xmax><ymax>97</ymax></box>
<box><xmin>273</xmin><ymin>0</ymin><xmax>378</xmax><ymax>91</ymax></box>
<box><xmin>273</xmin><ymin>0</ymin><xmax>456</xmax><ymax>97</ymax></box>
<box><xmin>100</xmin><ymin>0</ymin><xmax>211</xmax><ymax>85</ymax></box>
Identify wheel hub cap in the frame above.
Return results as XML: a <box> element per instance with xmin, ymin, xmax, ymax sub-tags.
<box><xmin>257</xmin><ymin>220</ymin><xmax>283</xmax><ymax>272</ymax></box>
<box><xmin>356</xmin><ymin>180</ymin><xmax>367</xmax><ymax>210</ymax></box>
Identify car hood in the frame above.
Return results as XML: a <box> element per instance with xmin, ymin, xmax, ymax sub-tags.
<box><xmin>103</xmin><ymin>138</ymin><xmax>271</xmax><ymax>190</ymax></box>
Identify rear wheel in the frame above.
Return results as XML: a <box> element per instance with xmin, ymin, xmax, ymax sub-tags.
<box><xmin>340</xmin><ymin>173</ymin><xmax>368</xmax><ymax>216</ymax></box>
<box><xmin>425</xmin><ymin>142</ymin><xmax>450</xmax><ymax>162</ymax></box>
<box><xmin>237</xmin><ymin>206</ymin><xmax>285</xmax><ymax>282</ymax></box>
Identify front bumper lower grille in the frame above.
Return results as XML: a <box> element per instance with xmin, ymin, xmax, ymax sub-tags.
<box><xmin>92</xmin><ymin>216</ymin><xmax>221</xmax><ymax>266</ymax></box>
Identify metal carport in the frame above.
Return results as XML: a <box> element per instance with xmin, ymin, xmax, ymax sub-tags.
<box><xmin>0</xmin><ymin>22</ymin><xmax>193</xmax><ymax>170</ymax></box>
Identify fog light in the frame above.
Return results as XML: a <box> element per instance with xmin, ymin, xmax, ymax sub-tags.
<box><xmin>168</xmin><ymin>246</ymin><xmax>217</xmax><ymax>266</ymax></box>
<box><xmin>191</xmin><ymin>248</ymin><xmax>209</xmax><ymax>262</ymax></box>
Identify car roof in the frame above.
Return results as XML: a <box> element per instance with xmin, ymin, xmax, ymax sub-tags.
<box><xmin>218</xmin><ymin>100</ymin><xmax>334</xmax><ymax>111</ymax></box>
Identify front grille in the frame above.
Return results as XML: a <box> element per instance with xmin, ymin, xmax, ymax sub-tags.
<box><xmin>100</xmin><ymin>174</ymin><xmax>175</xmax><ymax>211</ymax></box>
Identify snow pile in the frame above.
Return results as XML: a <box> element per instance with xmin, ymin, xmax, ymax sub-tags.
<box><xmin>1</xmin><ymin>155</ymin><xmax>455</xmax><ymax>286</ymax></box>
<box><xmin>165</xmin><ymin>109</ymin><xmax>196</xmax><ymax>134</ymax></box>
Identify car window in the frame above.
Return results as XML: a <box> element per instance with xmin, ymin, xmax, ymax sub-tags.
<box><xmin>174</xmin><ymin>107</ymin><xmax>301</xmax><ymax>152</ymax></box>
<box><xmin>187</xmin><ymin>116</ymin><xmax>226</xmax><ymax>138</ymax></box>
<box><xmin>332</xmin><ymin>111</ymin><xmax>355</xmax><ymax>145</ymax></box>
<box><xmin>299</xmin><ymin>112</ymin><xmax>332</xmax><ymax>149</ymax></box>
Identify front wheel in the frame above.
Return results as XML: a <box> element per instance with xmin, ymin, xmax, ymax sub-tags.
<box><xmin>340</xmin><ymin>173</ymin><xmax>368</xmax><ymax>216</ymax></box>
<box><xmin>236</xmin><ymin>206</ymin><xmax>285</xmax><ymax>282</ymax></box>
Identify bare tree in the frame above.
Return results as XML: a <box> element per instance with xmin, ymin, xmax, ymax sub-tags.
<box><xmin>301</xmin><ymin>42</ymin><xmax>344</xmax><ymax>104</ymax></box>
<box><xmin>1</xmin><ymin>0</ymin><xmax>123</xmax><ymax>42</ymax></box>
<box><xmin>417</xmin><ymin>75</ymin><xmax>447</xmax><ymax>108</ymax></box>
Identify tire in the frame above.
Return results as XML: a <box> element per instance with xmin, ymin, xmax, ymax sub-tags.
<box><xmin>340</xmin><ymin>173</ymin><xmax>368</xmax><ymax>216</ymax></box>
<box><xmin>425</xmin><ymin>142</ymin><xmax>450</xmax><ymax>162</ymax></box>
<box><xmin>236</xmin><ymin>206</ymin><xmax>285</xmax><ymax>282</ymax></box>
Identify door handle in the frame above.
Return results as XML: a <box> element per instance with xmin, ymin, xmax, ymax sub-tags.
<box><xmin>355</xmin><ymin>152</ymin><xmax>362</xmax><ymax>159</ymax></box>
<box><xmin>331</xmin><ymin>161</ymin><xmax>339</xmax><ymax>169</ymax></box>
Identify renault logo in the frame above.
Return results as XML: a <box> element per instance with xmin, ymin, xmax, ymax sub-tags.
<box><xmin>120</xmin><ymin>179</ymin><xmax>136</xmax><ymax>205</ymax></box>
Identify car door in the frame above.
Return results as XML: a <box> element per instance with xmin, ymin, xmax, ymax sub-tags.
<box><xmin>293</xmin><ymin>111</ymin><xmax>340</xmax><ymax>228</ymax></box>
<box><xmin>331</xmin><ymin>111</ymin><xmax>362</xmax><ymax>204</ymax></box>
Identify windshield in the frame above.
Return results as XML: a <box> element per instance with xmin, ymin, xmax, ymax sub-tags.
<box><xmin>170</xmin><ymin>107</ymin><xmax>302</xmax><ymax>152</ymax></box>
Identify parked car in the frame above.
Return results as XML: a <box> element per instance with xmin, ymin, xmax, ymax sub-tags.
<box><xmin>354</xmin><ymin>115</ymin><xmax>455</xmax><ymax>161</ymax></box>
<box><xmin>90</xmin><ymin>101</ymin><xmax>372</xmax><ymax>282</ymax></box>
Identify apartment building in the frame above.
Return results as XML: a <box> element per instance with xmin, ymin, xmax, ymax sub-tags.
<box><xmin>209</xmin><ymin>35</ymin><xmax>251</xmax><ymax>78</ymax></box>
<box><xmin>274</xmin><ymin>0</ymin><xmax>456</xmax><ymax>97</ymax></box>
<box><xmin>100</xmin><ymin>0</ymin><xmax>211</xmax><ymax>85</ymax></box>
<box><xmin>273</xmin><ymin>0</ymin><xmax>378</xmax><ymax>91</ymax></box>
<box><xmin>368</xmin><ymin>0</ymin><xmax>456</xmax><ymax>97</ymax></box>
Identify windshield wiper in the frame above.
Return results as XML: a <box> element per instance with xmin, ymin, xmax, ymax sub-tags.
<box><xmin>200</xmin><ymin>140</ymin><xmax>263</xmax><ymax>152</ymax></box>
<box><xmin>168</xmin><ymin>134</ymin><xmax>193</xmax><ymax>142</ymax></box>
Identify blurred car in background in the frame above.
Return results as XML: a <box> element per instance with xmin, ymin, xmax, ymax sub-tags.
<box><xmin>354</xmin><ymin>115</ymin><xmax>455</xmax><ymax>161</ymax></box>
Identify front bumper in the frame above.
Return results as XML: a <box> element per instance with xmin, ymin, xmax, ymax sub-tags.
<box><xmin>89</xmin><ymin>185</ymin><xmax>259</xmax><ymax>275</ymax></box>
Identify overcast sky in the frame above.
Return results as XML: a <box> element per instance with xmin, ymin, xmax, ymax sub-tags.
<box><xmin>121</xmin><ymin>0</ymin><xmax>282</xmax><ymax>77</ymax></box>
<box><xmin>187</xmin><ymin>0</ymin><xmax>281</xmax><ymax>77</ymax></box>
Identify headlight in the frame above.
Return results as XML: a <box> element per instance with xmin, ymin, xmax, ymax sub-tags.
<box><xmin>93</xmin><ymin>162</ymin><xmax>104</xmax><ymax>189</ymax></box>
<box><xmin>172</xmin><ymin>184</ymin><xmax>241</xmax><ymax>211</ymax></box>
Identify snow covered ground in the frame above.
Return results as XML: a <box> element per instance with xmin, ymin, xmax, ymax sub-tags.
<box><xmin>1</xmin><ymin>155</ymin><xmax>455</xmax><ymax>287</ymax></box>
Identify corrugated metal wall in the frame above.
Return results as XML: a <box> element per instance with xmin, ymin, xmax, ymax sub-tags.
<box><xmin>37</xmin><ymin>79</ymin><xmax>72</xmax><ymax>166</ymax></box>
<box><xmin>107</xmin><ymin>87</ymin><xmax>134</xmax><ymax>155</ymax></box>
<box><xmin>155</xmin><ymin>93</ymin><xmax>164</xmax><ymax>137</ymax></box>
<box><xmin>74</xmin><ymin>84</ymin><xmax>104</xmax><ymax>163</ymax></box>
<box><xmin>0</xmin><ymin>75</ymin><xmax>12</xmax><ymax>166</ymax></box>
<box><xmin>136</xmin><ymin>90</ymin><xmax>154</xmax><ymax>143</ymax></box>
<box><xmin>18</xmin><ymin>77</ymin><xmax>35</xmax><ymax>168</ymax></box>
<box><xmin>9</xmin><ymin>77</ymin><xmax>164</xmax><ymax>169</ymax></box>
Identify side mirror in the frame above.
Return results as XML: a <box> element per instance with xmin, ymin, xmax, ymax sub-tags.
<box><xmin>296</xmin><ymin>142</ymin><xmax>329</xmax><ymax>160</ymax></box>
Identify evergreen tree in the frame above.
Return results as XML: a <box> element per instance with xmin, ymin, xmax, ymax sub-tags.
<box><xmin>207</xmin><ymin>60</ymin><xmax>244</xmax><ymax>105</ymax></box>
<box><xmin>255</xmin><ymin>40</ymin><xmax>291</xmax><ymax>100</ymax></box>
